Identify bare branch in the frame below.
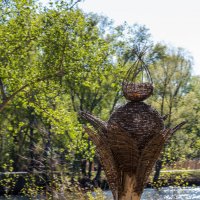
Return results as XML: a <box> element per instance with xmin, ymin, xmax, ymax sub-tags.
<box><xmin>171</xmin><ymin>121</ymin><xmax>187</xmax><ymax>134</ymax></box>
<box><xmin>162</xmin><ymin>113</ymin><xmax>170</xmax><ymax>121</ymax></box>
<box><xmin>69</xmin><ymin>0</ymin><xmax>81</xmax><ymax>9</ymax></box>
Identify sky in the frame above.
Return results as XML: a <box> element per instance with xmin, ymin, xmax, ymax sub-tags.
<box><xmin>79</xmin><ymin>0</ymin><xmax>200</xmax><ymax>75</ymax></box>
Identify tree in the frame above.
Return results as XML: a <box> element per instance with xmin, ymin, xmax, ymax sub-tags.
<box><xmin>176</xmin><ymin>76</ymin><xmax>200</xmax><ymax>158</ymax></box>
<box><xmin>148</xmin><ymin>44</ymin><xmax>193</xmax><ymax>183</ymax></box>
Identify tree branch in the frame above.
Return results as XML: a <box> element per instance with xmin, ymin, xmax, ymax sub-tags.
<box><xmin>69</xmin><ymin>0</ymin><xmax>82</xmax><ymax>9</ymax></box>
<box><xmin>171</xmin><ymin>121</ymin><xmax>187</xmax><ymax>134</ymax></box>
<box><xmin>162</xmin><ymin>113</ymin><xmax>170</xmax><ymax>121</ymax></box>
<box><xmin>0</xmin><ymin>70</ymin><xmax>66</xmax><ymax>113</ymax></box>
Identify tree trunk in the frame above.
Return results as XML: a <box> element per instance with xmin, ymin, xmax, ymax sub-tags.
<box><xmin>81</xmin><ymin>159</ymin><xmax>87</xmax><ymax>176</ymax></box>
<box><xmin>94</xmin><ymin>160</ymin><xmax>102</xmax><ymax>181</ymax></box>
<box><xmin>153</xmin><ymin>159</ymin><xmax>162</xmax><ymax>183</ymax></box>
<box><xmin>88</xmin><ymin>161</ymin><xmax>92</xmax><ymax>179</ymax></box>
<box><xmin>29</xmin><ymin>126</ymin><xmax>35</xmax><ymax>171</ymax></box>
<box><xmin>28</xmin><ymin>107</ymin><xmax>35</xmax><ymax>172</ymax></box>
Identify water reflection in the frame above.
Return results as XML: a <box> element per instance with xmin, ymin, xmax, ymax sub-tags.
<box><xmin>105</xmin><ymin>187</ymin><xmax>200</xmax><ymax>200</ymax></box>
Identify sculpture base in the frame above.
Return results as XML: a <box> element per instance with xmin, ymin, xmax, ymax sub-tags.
<box><xmin>116</xmin><ymin>174</ymin><xmax>142</xmax><ymax>200</ymax></box>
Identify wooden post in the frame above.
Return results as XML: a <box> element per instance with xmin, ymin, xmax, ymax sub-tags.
<box><xmin>118</xmin><ymin>175</ymin><xmax>142</xmax><ymax>200</ymax></box>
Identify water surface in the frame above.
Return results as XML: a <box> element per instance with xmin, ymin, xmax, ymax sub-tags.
<box><xmin>0</xmin><ymin>187</ymin><xmax>199</xmax><ymax>200</ymax></box>
<box><xmin>104</xmin><ymin>187</ymin><xmax>200</xmax><ymax>200</ymax></box>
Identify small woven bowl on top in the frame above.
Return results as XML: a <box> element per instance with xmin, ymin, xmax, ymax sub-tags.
<box><xmin>122</xmin><ymin>82</ymin><xmax>153</xmax><ymax>102</ymax></box>
<box><xmin>122</xmin><ymin>54</ymin><xmax>153</xmax><ymax>102</ymax></box>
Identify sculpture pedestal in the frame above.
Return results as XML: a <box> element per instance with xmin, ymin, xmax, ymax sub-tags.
<box><xmin>117</xmin><ymin>174</ymin><xmax>142</xmax><ymax>200</ymax></box>
<box><xmin>119</xmin><ymin>194</ymin><xmax>141</xmax><ymax>200</ymax></box>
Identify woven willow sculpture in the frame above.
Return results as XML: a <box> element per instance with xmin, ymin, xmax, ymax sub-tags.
<box><xmin>79</xmin><ymin>55</ymin><xmax>186</xmax><ymax>200</ymax></box>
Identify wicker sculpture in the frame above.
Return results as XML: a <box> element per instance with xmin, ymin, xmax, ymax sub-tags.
<box><xmin>79</xmin><ymin>55</ymin><xmax>186</xmax><ymax>200</ymax></box>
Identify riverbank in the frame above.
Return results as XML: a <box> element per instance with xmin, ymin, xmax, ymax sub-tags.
<box><xmin>0</xmin><ymin>170</ymin><xmax>200</xmax><ymax>196</ymax></box>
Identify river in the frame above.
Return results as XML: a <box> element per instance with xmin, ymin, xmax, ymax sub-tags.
<box><xmin>0</xmin><ymin>187</ymin><xmax>199</xmax><ymax>200</ymax></box>
<box><xmin>104</xmin><ymin>187</ymin><xmax>200</xmax><ymax>200</ymax></box>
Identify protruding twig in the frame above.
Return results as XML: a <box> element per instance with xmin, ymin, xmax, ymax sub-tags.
<box><xmin>171</xmin><ymin>121</ymin><xmax>187</xmax><ymax>134</ymax></box>
<box><xmin>162</xmin><ymin>114</ymin><xmax>170</xmax><ymax>121</ymax></box>
<box><xmin>79</xmin><ymin>111</ymin><xmax>107</xmax><ymax>132</ymax></box>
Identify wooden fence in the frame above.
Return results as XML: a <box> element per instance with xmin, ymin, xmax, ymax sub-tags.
<box><xmin>167</xmin><ymin>160</ymin><xmax>200</xmax><ymax>170</ymax></box>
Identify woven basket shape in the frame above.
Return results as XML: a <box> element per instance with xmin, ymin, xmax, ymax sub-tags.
<box><xmin>107</xmin><ymin>101</ymin><xmax>164</xmax><ymax>148</ymax></box>
<box><xmin>122</xmin><ymin>58</ymin><xmax>153</xmax><ymax>102</ymax></box>
<box><xmin>122</xmin><ymin>82</ymin><xmax>153</xmax><ymax>101</ymax></box>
